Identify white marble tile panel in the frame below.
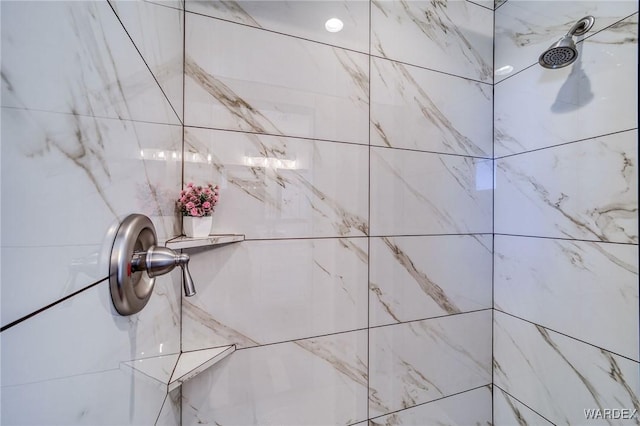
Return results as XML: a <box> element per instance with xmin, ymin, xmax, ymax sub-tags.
<box><xmin>370</xmin><ymin>235</ymin><xmax>492</xmax><ymax>327</ymax></box>
<box><xmin>494</xmin><ymin>387</ymin><xmax>554</xmax><ymax>426</ymax></box>
<box><xmin>495</xmin><ymin>14</ymin><xmax>638</xmax><ymax>156</ymax></box>
<box><xmin>110</xmin><ymin>0</ymin><xmax>184</xmax><ymax>121</ymax></box>
<box><xmin>369</xmin><ymin>386</ymin><xmax>492</xmax><ymax>426</ymax></box>
<box><xmin>0</xmin><ymin>1</ymin><xmax>179</xmax><ymax>125</ymax></box>
<box><xmin>369</xmin><ymin>310</ymin><xmax>492</xmax><ymax>417</ymax></box>
<box><xmin>0</xmin><ymin>368</ymin><xmax>167</xmax><ymax>425</ymax></box>
<box><xmin>182</xmin><ymin>330</ymin><xmax>368</xmax><ymax>425</ymax></box>
<box><xmin>495</xmin><ymin>235</ymin><xmax>639</xmax><ymax>361</ymax></box>
<box><xmin>185</xmin><ymin>0</ymin><xmax>370</xmax><ymax>53</ymax></box>
<box><xmin>184</xmin><ymin>127</ymin><xmax>369</xmax><ymax>239</ymax></box>
<box><xmin>370</xmin><ymin>57</ymin><xmax>492</xmax><ymax>157</ymax></box>
<box><xmin>156</xmin><ymin>388</ymin><xmax>182</xmax><ymax>426</ymax></box>
<box><xmin>182</xmin><ymin>238</ymin><xmax>368</xmax><ymax>351</ymax></box>
<box><xmin>1</xmin><ymin>109</ymin><xmax>181</xmax><ymax>327</ymax></box>
<box><xmin>185</xmin><ymin>13</ymin><xmax>369</xmax><ymax>144</ymax></box>
<box><xmin>493</xmin><ymin>311</ymin><xmax>640</xmax><ymax>426</ymax></box>
<box><xmin>495</xmin><ymin>1</ymin><xmax>639</xmax><ymax>83</ymax></box>
<box><xmin>371</xmin><ymin>0</ymin><xmax>494</xmax><ymax>82</ymax></box>
<box><xmin>495</xmin><ymin>130</ymin><xmax>638</xmax><ymax>243</ymax></box>
<box><xmin>0</xmin><ymin>271</ymin><xmax>180</xmax><ymax>387</ymax></box>
<box><xmin>370</xmin><ymin>148</ymin><xmax>493</xmax><ymax>236</ymax></box>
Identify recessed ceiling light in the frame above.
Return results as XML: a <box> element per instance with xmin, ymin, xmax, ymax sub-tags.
<box><xmin>325</xmin><ymin>18</ymin><xmax>344</xmax><ymax>33</ymax></box>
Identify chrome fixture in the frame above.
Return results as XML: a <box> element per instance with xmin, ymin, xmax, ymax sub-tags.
<box><xmin>109</xmin><ymin>214</ymin><xmax>195</xmax><ymax>316</ymax></box>
<box><xmin>539</xmin><ymin>16</ymin><xmax>595</xmax><ymax>69</ymax></box>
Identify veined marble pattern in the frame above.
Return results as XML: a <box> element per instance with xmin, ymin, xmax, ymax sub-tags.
<box><xmin>1</xmin><ymin>109</ymin><xmax>181</xmax><ymax>327</ymax></box>
<box><xmin>110</xmin><ymin>0</ymin><xmax>184</xmax><ymax>121</ymax></box>
<box><xmin>156</xmin><ymin>389</ymin><xmax>182</xmax><ymax>426</ymax></box>
<box><xmin>494</xmin><ymin>387</ymin><xmax>553</xmax><ymax>426</ymax></box>
<box><xmin>182</xmin><ymin>238</ymin><xmax>368</xmax><ymax>351</ymax></box>
<box><xmin>369</xmin><ymin>386</ymin><xmax>492</xmax><ymax>426</ymax></box>
<box><xmin>370</xmin><ymin>148</ymin><xmax>493</xmax><ymax>236</ymax></box>
<box><xmin>0</xmin><ymin>1</ymin><xmax>179</xmax><ymax>125</ymax></box>
<box><xmin>185</xmin><ymin>12</ymin><xmax>369</xmax><ymax>144</ymax></box>
<box><xmin>495</xmin><ymin>130</ymin><xmax>638</xmax><ymax>243</ymax></box>
<box><xmin>369</xmin><ymin>235</ymin><xmax>492</xmax><ymax>327</ymax></box>
<box><xmin>184</xmin><ymin>127</ymin><xmax>368</xmax><ymax>239</ymax></box>
<box><xmin>0</xmin><ymin>367</ymin><xmax>168</xmax><ymax>425</ymax></box>
<box><xmin>182</xmin><ymin>330</ymin><xmax>368</xmax><ymax>425</ymax></box>
<box><xmin>1</xmin><ymin>272</ymin><xmax>180</xmax><ymax>387</ymax></box>
<box><xmin>495</xmin><ymin>14</ymin><xmax>638</xmax><ymax>156</ymax></box>
<box><xmin>369</xmin><ymin>310</ymin><xmax>492</xmax><ymax>417</ymax></box>
<box><xmin>494</xmin><ymin>311</ymin><xmax>640</xmax><ymax>426</ymax></box>
<box><xmin>370</xmin><ymin>57</ymin><xmax>492</xmax><ymax>157</ymax></box>
<box><xmin>185</xmin><ymin>0</ymin><xmax>369</xmax><ymax>53</ymax></box>
<box><xmin>371</xmin><ymin>0</ymin><xmax>494</xmax><ymax>82</ymax></box>
<box><xmin>495</xmin><ymin>235</ymin><xmax>639</xmax><ymax>361</ymax></box>
<box><xmin>495</xmin><ymin>1</ymin><xmax>639</xmax><ymax>83</ymax></box>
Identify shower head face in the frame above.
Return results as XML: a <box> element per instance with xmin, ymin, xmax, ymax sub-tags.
<box><xmin>539</xmin><ymin>35</ymin><xmax>578</xmax><ymax>69</ymax></box>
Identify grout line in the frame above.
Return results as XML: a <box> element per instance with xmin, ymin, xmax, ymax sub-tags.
<box><xmin>494</xmin><ymin>128</ymin><xmax>638</xmax><ymax>160</ymax></box>
<box><xmin>494</xmin><ymin>310</ymin><xmax>640</xmax><ymax>364</ymax></box>
<box><xmin>214</xmin><ymin>309</ymin><xmax>494</xmax><ymax>353</ymax></box>
<box><xmin>107</xmin><ymin>0</ymin><xmax>183</xmax><ymax>125</ymax></box>
<box><xmin>491</xmin><ymin>2</ymin><xmax>497</xmax><ymax>424</ymax></box>
<box><xmin>0</xmin><ymin>105</ymin><xmax>183</xmax><ymax>128</ymax></box>
<box><xmin>367</xmin><ymin>0</ymin><xmax>372</xmax><ymax>421</ymax></box>
<box><xmin>366</xmin><ymin>384</ymin><xmax>492</xmax><ymax>422</ymax></box>
<box><xmin>0</xmin><ymin>277</ymin><xmax>108</xmax><ymax>333</ymax></box>
<box><xmin>493</xmin><ymin>233</ymin><xmax>639</xmax><ymax>246</ymax></box>
<box><xmin>493</xmin><ymin>384</ymin><xmax>557</xmax><ymax>425</ymax></box>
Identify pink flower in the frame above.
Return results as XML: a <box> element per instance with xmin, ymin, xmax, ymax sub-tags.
<box><xmin>185</xmin><ymin>202</ymin><xmax>195</xmax><ymax>210</ymax></box>
<box><xmin>202</xmin><ymin>201</ymin><xmax>211</xmax><ymax>209</ymax></box>
<box><xmin>190</xmin><ymin>208</ymin><xmax>199</xmax><ymax>216</ymax></box>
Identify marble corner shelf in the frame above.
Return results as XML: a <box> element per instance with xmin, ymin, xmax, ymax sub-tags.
<box><xmin>122</xmin><ymin>345</ymin><xmax>236</xmax><ymax>392</ymax></box>
<box><xmin>164</xmin><ymin>234</ymin><xmax>245</xmax><ymax>250</ymax></box>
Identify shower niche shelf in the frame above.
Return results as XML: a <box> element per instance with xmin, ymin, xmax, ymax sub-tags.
<box><xmin>122</xmin><ymin>345</ymin><xmax>236</xmax><ymax>392</ymax></box>
<box><xmin>164</xmin><ymin>234</ymin><xmax>245</xmax><ymax>250</ymax></box>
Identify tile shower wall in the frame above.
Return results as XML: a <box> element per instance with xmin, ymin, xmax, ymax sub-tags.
<box><xmin>1</xmin><ymin>1</ymin><xmax>184</xmax><ymax>424</ymax></box>
<box><xmin>494</xmin><ymin>2</ymin><xmax>639</xmax><ymax>425</ymax></box>
<box><xmin>180</xmin><ymin>0</ymin><xmax>493</xmax><ymax>425</ymax></box>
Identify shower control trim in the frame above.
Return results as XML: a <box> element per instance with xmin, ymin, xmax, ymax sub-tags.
<box><xmin>109</xmin><ymin>214</ymin><xmax>196</xmax><ymax>316</ymax></box>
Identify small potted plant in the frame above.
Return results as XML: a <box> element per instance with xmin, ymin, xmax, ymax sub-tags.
<box><xmin>177</xmin><ymin>182</ymin><xmax>220</xmax><ymax>238</ymax></box>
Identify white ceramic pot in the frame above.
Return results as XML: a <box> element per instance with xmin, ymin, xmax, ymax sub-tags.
<box><xmin>183</xmin><ymin>215</ymin><xmax>213</xmax><ymax>238</ymax></box>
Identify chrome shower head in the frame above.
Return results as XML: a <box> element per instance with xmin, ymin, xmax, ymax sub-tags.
<box><xmin>539</xmin><ymin>16</ymin><xmax>595</xmax><ymax>69</ymax></box>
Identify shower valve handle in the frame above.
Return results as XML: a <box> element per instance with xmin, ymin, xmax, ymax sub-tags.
<box><xmin>131</xmin><ymin>246</ymin><xmax>196</xmax><ymax>297</ymax></box>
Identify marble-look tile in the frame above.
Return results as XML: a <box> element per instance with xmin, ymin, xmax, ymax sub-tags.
<box><xmin>185</xmin><ymin>13</ymin><xmax>369</xmax><ymax>144</ymax></box>
<box><xmin>495</xmin><ymin>235</ymin><xmax>639</xmax><ymax>361</ymax></box>
<box><xmin>110</xmin><ymin>0</ymin><xmax>184</xmax><ymax>121</ymax></box>
<box><xmin>495</xmin><ymin>1</ymin><xmax>639</xmax><ymax>83</ymax></box>
<box><xmin>494</xmin><ymin>387</ymin><xmax>554</xmax><ymax>426</ymax></box>
<box><xmin>493</xmin><ymin>311</ymin><xmax>640</xmax><ymax>426</ymax></box>
<box><xmin>0</xmin><ymin>367</ymin><xmax>168</xmax><ymax>425</ymax></box>
<box><xmin>495</xmin><ymin>130</ymin><xmax>638</xmax><ymax>243</ymax></box>
<box><xmin>495</xmin><ymin>14</ymin><xmax>638</xmax><ymax>156</ymax></box>
<box><xmin>370</xmin><ymin>148</ymin><xmax>493</xmax><ymax>236</ymax></box>
<box><xmin>184</xmin><ymin>127</ymin><xmax>368</xmax><ymax>239</ymax></box>
<box><xmin>182</xmin><ymin>238</ymin><xmax>368</xmax><ymax>351</ymax></box>
<box><xmin>371</xmin><ymin>0</ymin><xmax>493</xmax><ymax>82</ymax></box>
<box><xmin>1</xmin><ymin>271</ymin><xmax>180</xmax><ymax>387</ymax></box>
<box><xmin>182</xmin><ymin>330</ymin><xmax>368</xmax><ymax>425</ymax></box>
<box><xmin>1</xmin><ymin>109</ymin><xmax>181</xmax><ymax>327</ymax></box>
<box><xmin>370</xmin><ymin>235</ymin><xmax>492</xmax><ymax>327</ymax></box>
<box><xmin>370</xmin><ymin>57</ymin><xmax>492</xmax><ymax>157</ymax></box>
<box><xmin>370</xmin><ymin>386</ymin><xmax>492</xmax><ymax>426</ymax></box>
<box><xmin>369</xmin><ymin>310</ymin><xmax>492</xmax><ymax>417</ymax></box>
<box><xmin>156</xmin><ymin>388</ymin><xmax>181</xmax><ymax>425</ymax></box>
<box><xmin>185</xmin><ymin>0</ymin><xmax>369</xmax><ymax>53</ymax></box>
<box><xmin>0</xmin><ymin>1</ymin><xmax>179</xmax><ymax>125</ymax></box>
